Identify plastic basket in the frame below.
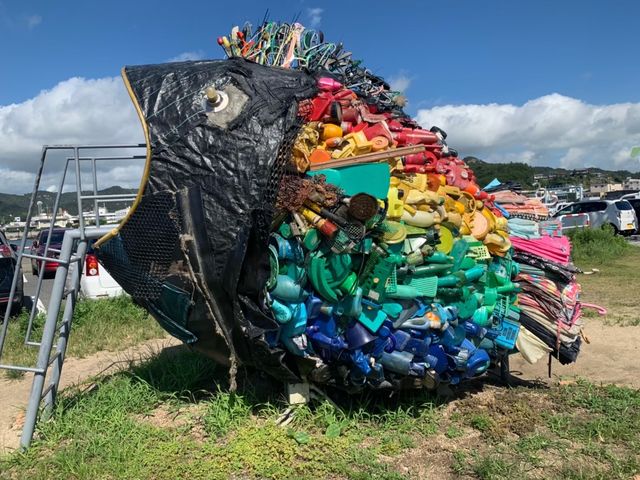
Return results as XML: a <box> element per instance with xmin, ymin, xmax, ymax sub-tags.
<box><xmin>488</xmin><ymin>317</ymin><xmax>520</xmax><ymax>350</ymax></box>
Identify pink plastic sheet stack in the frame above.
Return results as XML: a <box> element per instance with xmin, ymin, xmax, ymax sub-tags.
<box><xmin>509</xmin><ymin>231</ymin><xmax>583</xmax><ymax>364</ymax></box>
<box><xmin>510</xmin><ymin>235</ymin><xmax>571</xmax><ymax>265</ymax></box>
<box><xmin>492</xmin><ymin>190</ymin><xmax>549</xmax><ymax>220</ymax></box>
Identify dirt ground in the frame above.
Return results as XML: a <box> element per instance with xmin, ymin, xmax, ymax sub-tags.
<box><xmin>510</xmin><ymin>318</ymin><xmax>640</xmax><ymax>388</ymax></box>
<box><xmin>1</xmin><ymin>318</ymin><xmax>638</xmax><ymax>455</ymax></box>
<box><xmin>0</xmin><ymin>336</ymin><xmax>180</xmax><ymax>454</ymax></box>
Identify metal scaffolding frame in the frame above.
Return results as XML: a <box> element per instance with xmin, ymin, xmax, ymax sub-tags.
<box><xmin>0</xmin><ymin>144</ymin><xmax>145</xmax><ymax>449</ymax></box>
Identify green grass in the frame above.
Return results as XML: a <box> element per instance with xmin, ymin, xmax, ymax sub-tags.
<box><xmin>0</xmin><ymin>234</ymin><xmax>638</xmax><ymax>476</ymax></box>
<box><xmin>2</xmin><ymin>295</ymin><xmax>166</xmax><ymax>379</ymax></box>
<box><xmin>1</xmin><ymin>348</ymin><xmax>639</xmax><ymax>480</ymax></box>
<box><xmin>573</xmin><ymin>242</ymin><xmax>640</xmax><ymax>326</ymax></box>
<box><xmin>567</xmin><ymin>226</ymin><xmax>639</xmax><ymax>325</ymax></box>
<box><xmin>567</xmin><ymin>226</ymin><xmax>630</xmax><ymax>265</ymax></box>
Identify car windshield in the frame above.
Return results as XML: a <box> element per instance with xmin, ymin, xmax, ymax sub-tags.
<box><xmin>554</xmin><ymin>205</ymin><xmax>574</xmax><ymax>216</ymax></box>
<box><xmin>615</xmin><ymin>201</ymin><xmax>633</xmax><ymax>211</ymax></box>
<box><xmin>40</xmin><ymin>231</ymin><xmax>65</xmax><ymax>243</ymax></box>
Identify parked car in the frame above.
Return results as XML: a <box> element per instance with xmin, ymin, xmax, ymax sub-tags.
<box><xmin>31</xmin><ymin>228</ymin><xmax>67</xmax><ymax>276</ymax></box>
<box><xmin>79</xmin><ymin>240</ymin><xmax>123</xmax><ymax>299</ymax></box>
<box><xmin>621</xmin><ymin>192</ymin><xmax>640</xmax><ymax>201</ymax></box>
<box><xmin>627</xmin><ymin>199</ymin><xmax>640</xmax><ymax>232</ymax></box>
<box><xmin>553</xmin><ymin>199</ymin><xmax>638</xmax><ymax>235</ymax></box>
<box><xmin>546</xmin><ymin>202</ymin><xmax>566</xmax><ymax>217</ymax></box>
<box><xmin>0</xmin><ymin>230</ymin><xmax>24</xmax><ymax>314</ymax></box>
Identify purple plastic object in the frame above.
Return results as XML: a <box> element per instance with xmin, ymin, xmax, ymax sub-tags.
<box><xmin>346</xmin><ymin>321</ymin><xmax>377</xmax><ymax>350</ymax></box>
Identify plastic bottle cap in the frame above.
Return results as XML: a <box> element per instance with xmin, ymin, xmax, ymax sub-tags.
<box><xmin>436</xmin><ymin>226</ymin><xmax>454</xmax><ymax>254</ymax></box>
<box><xmin>205</xmin><ymin>87</ymin><xmax>219</xmax><ymax>103</ymax></box>
<box><xmin>322</xmin><ymin>123</ymin><xmax>343</xmax><ymax>140</ymax></box>
<box><xmin>325</xmin><ymin>137</ymin><xmax>343</xmax><ymax>148</ymax></box>
<box><xmin>339</xmin><ymin>272</ymin><xmax>358</xmax><ymax>294</ymax></box>
<box><xmin>370</xmin><ymin>136</ymin><xmax>389</xmax><ymax>151</ymax></box>
<box><xmin>382</xmin><ymin>221</ymin><xmax>407</xmax><ymax>244</ymax></box>
<box><xmin>318</xmin><ymin>219</ymin><xmax>338</xmax><ymax>238</ymax></box>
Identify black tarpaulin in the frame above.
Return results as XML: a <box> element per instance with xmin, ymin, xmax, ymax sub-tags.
<box><xmin>97</xmin><ymin>57</ymin><xmax>317</xmax><ymax>382</ymax></box>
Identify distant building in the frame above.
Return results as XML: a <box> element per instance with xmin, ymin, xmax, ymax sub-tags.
<box><xmin>534</xmin><ymin>173</ymin><xmax>551</xmax><ymax>181</ymax></box>
<box><xmin>623</xmin><ymin>177</ymin><xmax>640</xmax><ymax>190</ymax></box>
<box><xmin>590</xmin><ymin>182</ymin><xmax>624</xmax><ymax>194</ymax></box>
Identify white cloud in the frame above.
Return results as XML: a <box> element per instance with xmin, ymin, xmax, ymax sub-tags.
<box><xmin>26</xmin><ymin>14</ymin><xmax>41</xmax><ymax>29</ymax></box>
<box><xmin>0</xmin><ymin>76</ymin><xmax>143</xmax><ymax>194</ymax></box>
<box><xmin>167</xmin><ymin>50</ymin><xmax>206</xmax><ymax>62</ymax></box>
<box><xmin>389</xmin><ymin>73</ymin><xmax>412</xmax><ymax>92</ymax></box>
<box><xmin>3</xmin><ymin>78</ymin><xmax>639</xmax><ymax>198</ymax></box>
<box><xmin>307</xmin><ymin>7</ymin><xmax>323</xmax><ymax>28</ymax></box>
<box><xmin>416</xmin><ymin>93</ymin><xmax>640</xmax><ymax>172</ymax></box>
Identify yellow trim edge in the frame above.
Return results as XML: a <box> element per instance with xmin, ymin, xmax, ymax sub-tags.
<box><xmin>95</xmin><ymin>67</ymin><xmax>152</xmax><ymax>248</ymax></box>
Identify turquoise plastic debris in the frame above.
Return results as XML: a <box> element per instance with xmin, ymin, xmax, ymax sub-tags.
<box><xmin>358</xmin><ymin>299</ymin><xmax>388</xmax><ymax>333</ymax></box>
<box><xmin>308</xmin><ymin>163</ymin><xmax>390</xmax><ymax>199</ymax></box>
<box><xmin>280</xmin><ymin>303</ymin><xmax>309</xmax><ymax>355</ymax></box>
<box><xmin>405</xmin><ymin>275</ymin><xmax>438</xmax><ymax>298</ymax></box>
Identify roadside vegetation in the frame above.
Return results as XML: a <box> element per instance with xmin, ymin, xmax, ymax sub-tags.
<box><xmin>2</xmin><ymin>295</ymin><xmax>166</xmax><ymax>379</ymax></box>
<box><xmin>1</xmin><ymin>347</ymin><xmax>638</xmax><ymax>479</ymax></box>
<box><xmin>567</xmin><ymin>226</ymin><xmax>629</xmax><ymax>265</ymax></box>
<box><xmin>568</xmin><ymin>227</ymin><xmax>640</xmax><ymax>326</ymax></box>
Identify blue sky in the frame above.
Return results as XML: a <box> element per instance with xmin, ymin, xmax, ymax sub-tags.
<box><xmin>2</xmin><ymin>0</ymin><xmax>639</xmax><ymax>108</ymax></box>
<box><xmin>1</xmin><ymin>0</ymin><xmax>640</xmax><ymax>193</ymax></box>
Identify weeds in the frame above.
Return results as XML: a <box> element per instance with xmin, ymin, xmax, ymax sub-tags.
<box><xmin>568</xmin><ymin>226</ymin><xmax>629</xmax><ymax>265</ymax></box>
<box><xmin>2</xmin><ymin>296</ymin><xmax>166</xmax><ymax>379</ymax></box>
<box><xmin>0</xmin><ymin>347</ymin><xmax>640</xmax><ymax>479</ymax></box>
<box><xmin>575</xmin><ymin>244</ymin><xmax>640</xmax><ymax>325</ymax></box>
<box><xmin>2</xmin><ymin>351</ymin><xmax>639</xmax><ymax>479</ymax></box>
<box><xmin>203</xmin><ymin>390</ymin><xmax>252</xmax><ymax>437</ymax></box>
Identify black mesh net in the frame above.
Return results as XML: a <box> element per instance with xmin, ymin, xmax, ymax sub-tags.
<box><xmin>256</xmin><ymin>124</ymin><xmax>301</xmax><ymax>241</ymax></box>
<box><xmin>99</xmin><ymin>191</ymin><xmax>182</xmax><ymax>300</ymax></box>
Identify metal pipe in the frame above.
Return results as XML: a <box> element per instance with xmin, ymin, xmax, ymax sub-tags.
<box><xmin>19</xmin><ymin>227</ymin><xmax>110</xmax><ymax>449</ymax></box>
<box><xmin>73</xmin><ymin>148</ymin><xmax>85</xmax><ymax>240</ymax></box>
<box><xmin>80</xmin><ymin>198</ymin><xmax>137</xmax><ymax>204</ymax></box>
<box><xmin>83</xmin><ymin>155</ymin><xmax>146</xmax><ymax>161</ymax></box>
<box><xmin>47</xmin><ymin>351</ymin><xmax>61</xmax><ymax>366</ymax></box>
<box><xmin>43</xmin><ymin>238</ymin><xmax>88</xmax><ymax>412</ymax></box>
<box><xmin>36</xmin><ymin>247</ymin><xmax>61</xmax><ymax>253</ymax></box>
<box><xmin>20</xmin><ymin>253</ymin><xmax>70</xmax><ymax>264</ymax></box>
<box><xmin>0</xmin><ymin>147</ymin><xmax>47</xmax><ymax>355</ymax></box>
<box><xmin>41</xmin><ymin>144</ymin><xmax>145</xmax><ymax>150</ymax></box>
<box><xmin>0</xmin><ymin>364</ymin><xmax>45</xmax><ymax>374</ymax></box>
<box><xmin>92</xmin><ymin>158</ymin><xmax>99</xmax><ymax>228</ymax></box>
<box><xmin>24</xmin><ymin>158</ymin><xmax>71</xmax><ymax>344</ymax></box>
<box><xmin>19</xmin><ymin>229</ymin><xmax>79</xmax><ymax>449</ymax></box>
<box><xmin>79</xmin><ymin>194</ymin><xmax>138</xmax><ymax>200</ymax></box>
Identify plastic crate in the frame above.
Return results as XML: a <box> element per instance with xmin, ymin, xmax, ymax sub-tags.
<box><xmin>488</xmin><ymin>317</ymin><xmax>520</xmax><ymax>350</ymax></box>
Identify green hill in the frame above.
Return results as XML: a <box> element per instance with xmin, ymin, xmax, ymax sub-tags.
<box><xmin>2</xmin><ymin>158</ymin><xmax>638</xmax><ymax>223</ymax></box>
<box><xmin>0</xmin><ymin>186</ymin><xmax>136</xmax><ymax>222</ymax></box>
<box><xmin>464</xmin><ymin>156</ymin><xmax>637</xmax><ymax>190</ymax></box>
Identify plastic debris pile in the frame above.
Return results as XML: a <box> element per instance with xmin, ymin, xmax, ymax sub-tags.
<box><xmin>485</xmin><ymin>181</ymin><xmax>583</xmax><ymax>364</ymax></box>
<box><xmin>210</xmin><ymin>21</ymin><xmax>585</xmax><ymax>390</ymax></box>
<box><xmin>490</xmin><ymin>188</ymin><xmax>550</xmax><ymax>221</ymax></box>
<box><xmin>510</xmin><ymin>222</ymin><xmax>583</xmax><ymax>364</ymax></box>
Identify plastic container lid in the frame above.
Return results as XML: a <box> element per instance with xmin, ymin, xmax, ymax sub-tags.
<box><xmin>470</xmin><ymin>210</ymin><xmax>489</xmax><ymax>240</ymax></box>
<box><xmin>436</xmin><ymin>226</ymin><xmax>454</xmax><ymax>253</ymax></box>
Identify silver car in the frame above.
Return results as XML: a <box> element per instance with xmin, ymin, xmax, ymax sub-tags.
<box><xmin>553</xmin><ymin>199</ymin><xmax>638</xmax><ymax>235</ymax></box>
